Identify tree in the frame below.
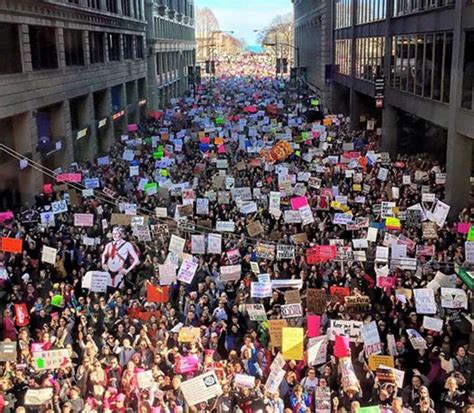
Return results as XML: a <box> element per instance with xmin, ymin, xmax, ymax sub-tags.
<box><xmin>257</xmin><ymin>13</ymin><xmax>294</xmax><ymax>60</ymax></box>
<box><xmin>196</xmin><ymin>7</ymin><xmax>220</xmax><ymax>62</ymax></box>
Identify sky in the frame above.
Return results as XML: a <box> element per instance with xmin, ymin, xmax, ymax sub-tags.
<box><xmin>195</xmin><ymin>0</ymin><xmax>292</xmax><ymax>46</ymax></box>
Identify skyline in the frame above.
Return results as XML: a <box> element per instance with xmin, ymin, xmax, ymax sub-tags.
<box><xmin>195</xmin><ymin>0</ymin><xmax>293</xmax><ymax>45</ymax></box>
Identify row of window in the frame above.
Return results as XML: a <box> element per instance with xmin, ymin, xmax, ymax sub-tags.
<box><xmin>155</xmin><ymin>50</ymin><xmax>194</xmax><ymax>76</ymax></box>
<box><xmin>356</xmin><ymin>36</ymin><xmax>385</xmax><ymax>81</ymax></box>
<box><xmin>391</xmin><ymin>32</ymin><xmax>453</xmax><ymax>103</ymax></box>
<box><xmin>335</xmin><ymin>0</ymin><xmax>454</xmax><ymax>28</ymax></box>
<box><xmin>153</xmin><ymin>17</ymin><xmax>195</xmax><ymax>41</ymax></box>
<box><xmin>0</xmin><ymin>23</ymin><xmax>145</xmax><ymax>74</ymax></box>
<box><xmin>393</xmin><ymin>0</ymin><xmax>454</xmax><ymax>17</ymax></box>
<box><xmin>335</xmin><ymin>39</ymin><xmax>352</xmax><ymax>75</ymax></box>
<box><xmin>156</xmin><ymin>0</ymin><xmax>195</xmax><ymax>18</ymax></box>
<box><xmin>334</xmin><ymin>32</ymin><xmax>454</xmax><ymax>105</ymax></box>
<box><xmin>68</xmin><ymin>0</ymin><xmax>144</xmax><ymax>19</ymax></box>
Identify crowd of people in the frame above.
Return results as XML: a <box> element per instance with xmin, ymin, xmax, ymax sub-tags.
<box><xmin>0</xmin><ymin>54</ymin><xmax>472</xmax><ymax>413</ymax></box>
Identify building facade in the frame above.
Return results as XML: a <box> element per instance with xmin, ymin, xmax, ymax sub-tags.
<box><xmin>293</xmin><ymin>0</ymin><xmax>332</xmax><ymax>106</ymax></box>
<box><xmin>145</xmin><ymin>0</ymin><xmax>195</xmax><ymax>110</ymax></box>
<box><xmin>295</xmin><ymin>0</ymin><xmax>474</xmax><ymax>216</ymax></box>
<box><xmin>0</xmin><ymin>0</ymin><xmax>196</xmax><ymax>209</ymax></box>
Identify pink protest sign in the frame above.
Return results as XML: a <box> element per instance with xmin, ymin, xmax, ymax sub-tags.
<box><xmin>128</xmin><ymin>124</ymin><xmax>138</xmax><ymax>132</ymax></box>
<box><xmin>291</xmin><ymin>196</ymin><xmax>308</xmax><ymax>210</ymax></box>
<box><xmin>56</xmin><ymin>173</ymin><xmax>82</xmax><ymax>183</ymax></box>
<box><xmin>176</xmin><ymin>356</ymin><xmax>199</xmax><ymax>374</ymax></box>
<box><xmin>457</xmin><ymin>222</ymin><xmax>471</xmax><ymax>234</ymax></box>
<box><xmin>307</xmin><ymin>315</ymin><xmax>320</xmax><ymax>338</ymax></box>
<box><xmin>43</xmin><ymin>184</ymin><xmax>53</xmax><ymax>194</ymax></box>
<box><xmin>217</xmin><ymin>144</ymin><xmax>226</xmax><ymax>154</ymax></box>
<box><xmin>334</xmin><ymin>334</ymin><xmax>350</xmax><ymax>358</ymax></box>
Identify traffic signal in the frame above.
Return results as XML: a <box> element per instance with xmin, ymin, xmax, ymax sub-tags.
<box><xmin>282</xmin><ymin>58</ymin><xmax>288</xmax><ymax>73</ymax></box>
<box><xmin>276</xmin><ymin>58</ymin><xmax>282</xmax><ymax>74</ymax></box>
<box><xmin>205</xmin><ymin>60</ymin><xmax>210</xmax><ymax>74</ymax></box>
<box><xmin>211</xmin><ymin>60</ymin><xmax>216</xmax><ymax>74</ymax></box>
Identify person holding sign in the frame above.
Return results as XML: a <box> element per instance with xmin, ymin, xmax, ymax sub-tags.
<box><xmin>101</xmin><ymin>226</ymin><xmax>139</xmax><ymax>289</ymax></box>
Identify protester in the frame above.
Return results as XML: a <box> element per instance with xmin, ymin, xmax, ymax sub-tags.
<box><xmin>0</xmin><ymin>53</ymin><xmax>472</xmax><ymax>413</ymax></box>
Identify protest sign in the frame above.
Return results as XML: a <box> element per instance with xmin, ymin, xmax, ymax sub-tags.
<box><xmin>361</xmin><ymin>321</ymin><xmax>382</xmax><ymax>356</ymax></box>
<box><xmin>246</xmin><ymin>221</ymin><xmax>264</xmax><ymax>237</ymax></box>
<box><xmin>308</xmin><ymin>335</ymin><xmax>328</xmax><ymax>366</ymax></box>
<box><xmin>25</xmin><ymin>388</ymin><xmax>53</xmax><ymax>405</ymax></box>
<box><xmin>368</xmin><ymin>354</ymin><xmax>394</xmax><ymax>371</ymax></box>
<box><xmin>41</xmin><ymin>245</ymin><xmax>57</xmax><ymax>264</ymax></box>
<box><xmin>179</xmin><ymin>371</ymin><xmax>223</xmax><ymax>406</ymax></box>
<box><xmin>33</xmin><ymin>349</ymin><xmax>70</xmax><ymax>370</ymax></box>
<box><xmin>246</xmin><ymin>304</ymin><xmax>267</xmax><ymax>321</ymax></box>
<box><xmin>315</xmin><ymin>387</ymin><xmax>331</xmax><ymax>413</ymax></box>
<box><xmin>251</xmin><ymin>282</ymin><xmax>272</xmax><ymax>298</ymax></box>
<box><xmin>329</xmin><ymin>320</ymin><xmax>363</xmax><ymax>342</ymax></box>
<box><xmin>178</xmin><ymin>327</ymin><xmax>201</xmax><ymax>342</ymax></box>
<box><xmin>191</xmin><ymin>235</ymin><xmax>206</xmax><ymax>254</ymax></box>
<box><xmin>234</xmin><ymin>374</ymin><xmax>255</xmax><ymax>388</ymax></box>
<box><xmin>74</xmin><ymin>213</ymin><xmax>94</xmax><ymax>227</ymax></box>
<box><xmin>137</xmin><ymin>370</ymin><xmax>154</xmax><ymax>389</ymax></box>
<box><xmin>0</xmin><ymin>237</ymin><xmax>23</xmax><ymax>254</ymax></box>
<box><xmin>207</xmin><ymin>233</ymin><xmax>222</xmax><ymax>254</ymax></box>
<box><xmin>423</xmin><ymin>316</ymin><xmax>444</xmax><ymax>332</ymax></box>
<box><xmin>0</xmin><ymin>341</ymin><xmax>16</xmax><ymax>361</ymax></box>
<box><xmin>177</xmin><ymin>260</ymin><xmax>198</xmax><ymax>284</ymax></box>
<box><xmin>281</xmin><ymin>303</ymin><xmax>303</xmax><ymax>318</ymax></box>
<box><xmin>282</xmin><ymin>327</ymin><xmax>304</xmax><ymax>360</ymax></box>
<box><xmin>440</xmin><ymin>288</ymin><xmax>468</xmax><ymax>309</ymax></box>
<box><xmin>306</xmin><ymin>289</ymin><xmax>327</xmax><ymax>314</ymax></box>
<box><xmin>413</xmin><ymin>288</ymin><xmax>437</xmax><ymax>314</ymax></box>
<box><xmin>216</xmin><ymin>221</ymin><xmax>235</xmax><ymax>232</ymax></box>
<box><xmin>220</xmin><ymin>265</ymin><xmax>241</xmax><ymax>282</ymax></box>
<box><xmin>268</xmin><ymin>319</ymin><xmax>287</xmax><ymax>347</ymax></box>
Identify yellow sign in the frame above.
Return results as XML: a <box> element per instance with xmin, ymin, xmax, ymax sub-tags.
<box><xmin>178</xmin><ymin>327</ymin><xmax>201</xmax><ymax>343</ymax></box>
<box><xmin>282</xmin><ymin>327</ymin><xmax>304</xmax><ymax>360</ymax></box>
<box><xmin>368</xmin><ymin>354</ymin><xmax>394</xmax><ymax>371</ymax></box>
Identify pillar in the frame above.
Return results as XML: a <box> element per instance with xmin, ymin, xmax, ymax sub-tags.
<box><xmin>446</xmin><ymin>131</ymin><xmax>472</xmax><ymax>219</ymax></box>
<box><xmin>13</xmin><ymin>112</ymin><xmax>42</xmax><ymax>204</ymax></box>
<box><xmin>381</xmin><ymin>104</ymin><xmax>398</xmax><ymax>158</ymax></box>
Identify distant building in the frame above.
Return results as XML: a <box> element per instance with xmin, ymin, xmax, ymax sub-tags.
<box><xmin>294</xmin><ymin>0</ymin><xmax>474</xmax><ymax>216</ymax></box>
<box><xmin>145</xmin><ymin>0</ymin><xmax>195</xmax><ymax>110</ymax></box>
<box><xmin>293</xmin><ymin>0</ymin><xmax>332</xmax><ymax>106</ymax></box>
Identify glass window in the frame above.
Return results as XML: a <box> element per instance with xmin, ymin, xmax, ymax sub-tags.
<box><xmin>335</xmin><ymin>39</ymin><xmax>352</xmax><ymax>76</ymax></box>
<box><xmin>355</xmin><ymin>36</ymin><xmax>384</xmax><ymax>82</ymax></box>
<box><xmin>0</xmin><ymin>23</ymin><xmax>22</xmax><ymax>74</ymax></box>
<box><xmin>30</xmin><ymin>26</ymin><xmax>58</xmax><ymax>70</ymax></box>
<box><xmin>407</xmin><ymin>35</ymin><xmax>415</xmax><ymax>93</ymax></box>
<box><xmin>107</xmin><ymin>33</ymin><xmax>121</xmax><ymax>61</ymax></box>
<box><xmin>393</xmin><ymin>0</ymin><xmax>453</xmax><ymax>16</ymax></box>
<box><xmin>123</xmin><ymin>34</ymin><xmax>134</xmax><ymax>59</ymax></box>
<box><xmin>423</xmin><ymin>34</ymin><xmax>434</xmax><ymax>98</ymax></box>
<box><xmin>461</xmin><ymin>31</ymin><xmax>474</xmax><ymax>110</ymax></box>
<box><xmin>357</xmin><ymin>0</ymin><xmax>385</xmax><ymax>24</ymax></box>
<box><xmin>415</xmin><ymin>35</ymin><xmax>425</xmax><ymax>96</ymax></box>
<box><xmin>442</xmin><ymin>32</ymin><xmax>452</xmax><ymax>103</ymax></box>
<box><xmin>432</xmin><ymin>33</ymin><xmax>444</xmax><ymax>100</ymax></box>
<box><xmin>135</xmin><ymin>36</ymin><xmax>144</xmax><ymax>59</ymax></box>
<box><xmin>64</xmin><ymin>29</ymin><xmax>84</xmax><ymax>66</ymax></box>
<box><xmin>89</xmin><ymin>32</ymin><xmax>104</xmax><ymax>64</ymax></box>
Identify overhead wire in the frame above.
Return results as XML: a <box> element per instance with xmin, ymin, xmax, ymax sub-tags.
<box><xmin>0</xmin><ymin>136</ymin><xmax>463</xmax><ymax>270</ymax></box>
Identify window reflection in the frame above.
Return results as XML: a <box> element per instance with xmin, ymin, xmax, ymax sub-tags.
<box><xmin>461</xmin><ymin>31</ymin><xmax>474</xmax><ymax>110</ymax></box>
<box><xmin>356</xmin><ymin>0</ymin><xmax>386</xmax><ymax>24</ymax></box>
<box><xmin>335</xmin><ymin>39</ymin><xmax>352</xmax><ymax>75</ymax></box>
<box><xmin>390</xmin><ymin>32</ymin><xmax>453</xmax><ymax>103</ymax></box>
<box><xmin>335</xmin><ymin>0</ymin><xmax>352</xmax><ymax>29</ymax></box>
<box><xmin>355</xmin><ymin>37</ymin><xmax>384</xmax><ymax>82</ymax></box>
